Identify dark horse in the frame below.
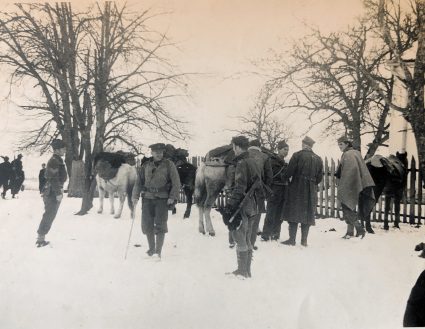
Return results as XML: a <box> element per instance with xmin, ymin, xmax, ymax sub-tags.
<box><xmin>141</xmin><ymin>144</ymin><xmax>197</xmax><ymax>219</ymax></box>
<box><xmin>362</xmin><ymin>152</ymin><xmax>408</xmax><ymax>233</ymax></box>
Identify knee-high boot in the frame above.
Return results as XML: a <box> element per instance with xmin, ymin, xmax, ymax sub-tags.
<box><xmin>281</xmin><ymin>222</ymin><xmax>297</xmax><ymax>246</ymax></box>
<box><xmin>155</xmin><ymin>233</ymin><xmax>165</xmax><ymax>256</ymax></box>
<box><xmin>301</xmin><ymin>224</ymin><xmax>310</xmax><ymax>247</ymax></box>
<box><xmin>247</xmin><ymin>249</ymin><xmax>253</xmax><ymax>278</ymax></box>
<box><xmin>146</xmin><ymin>233</ymin><xmax>156</xmax><ymax>256</ymax></box>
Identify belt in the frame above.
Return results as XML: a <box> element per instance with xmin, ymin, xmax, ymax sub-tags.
<box><xmin>143</xmin><ymin>186</ymin><xmax>170</xmax><ymax>193</ymax></box>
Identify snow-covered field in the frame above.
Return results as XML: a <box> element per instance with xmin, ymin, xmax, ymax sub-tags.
<box><xmin>0</xmin><ymin>190</ymin><xmax>424</xmax><ymax>329</ymax></box>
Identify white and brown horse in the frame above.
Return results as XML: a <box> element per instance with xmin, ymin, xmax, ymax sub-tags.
<box><xmin>95</xmin><ymin>152</ymin><xmax>137</xmax><ymax>219</ymax></box>
<box><xmin>194</xmin><ymin>145</ymin><xmax>235</xmax><ymax>236</ymax></box>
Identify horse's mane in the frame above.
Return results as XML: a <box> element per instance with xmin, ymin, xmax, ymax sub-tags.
<box><xmin>94</xmin><ymin>152</ymin><xmax>127</xmax><ymax>168</ymax></box>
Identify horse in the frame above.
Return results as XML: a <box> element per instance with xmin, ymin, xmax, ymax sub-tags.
<box><xmin>94</xmin><ymin>152</ymin><xmax>137</xmax><ymax>219</ymax></box>
<box><xmin>140</xmin><ymin>144</ymin><xmax>197</xmax><ymax>219</ymax></box>
<box><xmin>363</xmin><ymin>152</ymin><xmax>408</xmax><ymax>232</ymax></box>
<box><xmin>194</xmin><ymin>145</ymin><xmax>235</xmax><ymax>236</ymax></box>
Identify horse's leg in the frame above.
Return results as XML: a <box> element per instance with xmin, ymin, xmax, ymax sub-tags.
<box><xmin>384</xmin><ymin>195</ymin><xmax>391</xmax><ymax>230</ymax></box>
<box><xmin>114</xmin><ymin>192</ymin><xmax>126</xmax><ymax>219</ymax></box>
<box><xmin>98</xmin><ymin>186</ymin><xmax>104</xmax><ymax>214</ymax></box>
<box><xmin>204</xmin><ymin>207</ymin><xmax>215</xmax><ymax>236</ymax></box>
<box><xmin>109</xmin><ymin>191</ymin><xmax>115</xmax><ymax>215</ymax></box>
<box><xmin>394</xmin><ymin>196</ymin><xmax>401</xmax><ymax>229</ymax></box>
<box><xmin>198</xmin><ymin>206</ymin><xmax>205</xmax><ymax>234</ymax></box>
<box><xmin>184</xmin><ymin>188</ymin><xmax>193</xmax><ymax>219</ymax></box>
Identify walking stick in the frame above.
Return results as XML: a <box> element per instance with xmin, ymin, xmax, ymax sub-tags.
<box><xmin>124</xmin><ymin>208</ymin><xmax>136</xmax><ymax>260</ymax></box>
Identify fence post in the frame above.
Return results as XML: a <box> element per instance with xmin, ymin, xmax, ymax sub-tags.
<box><xmin>323</xmin><ymin>158</ymin><xmax>329</xmax><ymax>217</ymax></box>
<box><xmin>410</xmin><ymin>157</ymin><xmax>417</xmax><ymax>225</ymax></box>
<box><xmin>418</xmin><ymin>164</ymin><xmax>423</xmax><ymax>225</ymax></box>
<box><xmin>330</xmin><ymin>159</ymin><xmax>336</xmax><ymax>218</ymax></box>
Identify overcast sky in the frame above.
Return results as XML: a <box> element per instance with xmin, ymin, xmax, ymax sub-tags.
<box><xmin>0</xmin><ymin>0</ymin><xmax>370</xmax><ymax>176</ymax></box>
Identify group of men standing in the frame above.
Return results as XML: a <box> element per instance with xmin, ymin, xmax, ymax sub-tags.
<box><xmin>221</xmin><ymin>134</ymin><xmax>377</xmax><ymax>279</ymax></box>
<box><xmin>220</xmin><ymin>135</ymin><xmax>323</xmax><ymax>278</ymax></box>
<box><xmin>0</xmin><ymin>154</ymin><xmax>25</xmax><ymax>199</ymax></box>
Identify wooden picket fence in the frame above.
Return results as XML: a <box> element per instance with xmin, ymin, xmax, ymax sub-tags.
<box><xmin>181</xmin><ymin>155</ymin><xmax>425</xmax><ymax>225</ymax></box>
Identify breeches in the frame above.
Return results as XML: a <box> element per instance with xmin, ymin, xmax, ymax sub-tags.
<box><xmin>37</xmin><ymin>194</ymin><xmax>62</xmax><ymax>236</ymax></box>
<box><xmin>142</xmin><ymin>198</ymin><xmax>169</xmax><ymax>234</ymax></box>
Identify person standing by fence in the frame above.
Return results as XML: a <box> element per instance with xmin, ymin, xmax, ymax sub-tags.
<box><xmin>261</xmin><ymin>140</ymin><xmax>289</xmax><ymax>241</ymax></box>
<box><xmin>0</xmin><ymin>156</ymin><xmax>12</xmax><ymax>199</ymax></box>
<box><xmin>336</xmin><ymin>136</ymin><xmax>375</xmax><ymax>239</ymax></box>
<box><xmin>281</xmin><ymin>136</ymin><xmax>323</xmax><ymax>247</ymax></box>
<box><xmin>36</xmin><ymin>139</ymin><xmax>67</xmax><ymax>247</ymax></box>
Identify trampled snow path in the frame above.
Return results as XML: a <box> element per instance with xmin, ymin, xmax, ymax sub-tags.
<box><xmin>0</xmin><ymin>190</ymin><xmax>424</xmax><ymax>329</ymax></box>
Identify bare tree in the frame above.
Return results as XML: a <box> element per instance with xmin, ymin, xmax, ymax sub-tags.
<box><xmin>263</xmin><ymin>19</ymin><xmax>403</xmax><ymax>155</ymax></box>
<box><xmin>0</xmin><ymin>2</ymin><xmax>188</xmax><ymax>214</ymax></box>
<box><xmin>232</xmin><ymin>85</ymin><xmax>293</xmax><ymax>152</ymax></box>
<box><xmin>363</xmin><ymin>0</ymin><xmax>425</xmax><ymax>184</ymax></box>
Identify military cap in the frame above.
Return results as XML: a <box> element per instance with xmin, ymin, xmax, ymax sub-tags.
<box><xmin>302</xmin><ymin>136</ymin><xmax>315</xmax><ymax>147</ymax></box>
<box><xmin>149</xmin><ymin>143</ymin><xmax>166</xmax><ymax>151</ymax></box>
<box><xmin>17</xmin><ymin>153</ymin><xmax>23</xmax><ymax>158</ymax></box>
<box><xmin>277</xmin><ymin>140</ymin><xmax>289</xmax><ymax>150</ymax></box>
<box><xmin>231</xmin><ymin>136</ymin><xmax>249</xmax><ymax>149</ymax></box>
<box><xmin>51</xmin><ymin>139</ymin><xmax>66</xmax><ymax>150</ymax></box>
<box><xmin>337</xmin><ymin>135</ymin><xmax>352</xmax><ymax>144</ymax></box>
<box><xmin>249</xmin><ymin>139</ymin><xmax>261</xmax><ymax>147</ymax></box>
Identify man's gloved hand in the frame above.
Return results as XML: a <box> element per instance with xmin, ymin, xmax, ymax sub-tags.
<box><xmin>167</xmin><ymin>198</ymin><xmax>175</xmax><ymax>206</ymax></box>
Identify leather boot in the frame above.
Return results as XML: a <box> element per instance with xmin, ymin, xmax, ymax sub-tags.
<box><xmin>354</xmin><ymin>222</ymin><xmax>366</xmax><ymax>239</ymax></box>
<box><xmin>281</xmin><ymin>222</ymin><xmax>297</xmax><ymax>246</ymax></box>
<box><xmin>227</xmin><ymin>251</ymin><xmax>249</xmax><ymax>278</ymax></box>
<box><xmin>155</xmin><ymin>233</ymin><xmax>165</xmax><ymax>257</ymax></box>
<box><xmin>247</xmin><ymin>249</ymin><xmax>253</xmax><ymax>278</ymax></box>
<box><xmin>146</xmin><ymin>233</ymin><xmax>155</xmax><ymax>256</ymax></box>
<box><xmin>301</xmin><ymin>224</ymin><xmax>309</xmax><ymax>247</ymax></box>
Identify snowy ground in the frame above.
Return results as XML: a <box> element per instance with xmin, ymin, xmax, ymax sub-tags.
<box><xmin>0</xmin><ymin>190</ymin><xmax>424</xmax><ymax>329</ymax></box>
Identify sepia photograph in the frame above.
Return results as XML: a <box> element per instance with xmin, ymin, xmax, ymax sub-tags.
<box><xmin>0</xmin><ymin>0</ymin><xmax>424</xmax><ymax>328</ymax></box>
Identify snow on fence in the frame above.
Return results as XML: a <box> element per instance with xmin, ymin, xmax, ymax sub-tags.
<box><xmin>182</xmin><ymin>155</ymin><xmax>425</xmax><ymax>225</ymax></box>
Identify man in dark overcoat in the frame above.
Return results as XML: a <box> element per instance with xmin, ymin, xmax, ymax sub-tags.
<box><xmin>36</xmin><ymin>139</ymin><xmax>67</xmax><ymax>247</ymax></box>
<box><xmin>336</xmin><ymin>136</ymin><xmax>375</xmax><ymax>239</ymax></box>
<box><xmin>246</xmin><ymin>139</ymin><xmax>273</xmax><ymax>249</ymax></box>
<box><xmin>132</xmin><ymin>143</ymin><xmax>181</xmax><ymax>259</ymax></box>
<box><xmin>261</xmin><ymin>140</ymin><xmax>289</xmax><ymax>241</ymax></box>
<box><xmin>281</xmin><ymin>136</ymin><xmax>323</xmax><ymax>247</ymax></box>
<box><xmin>0</xmin><ymin>156</ymin><xmax>12</xmax><ymax>199</ymax></box>
<box><xmin>9</xmin><ymin>154</ymin><xmax>25</xmax><ymax>198</ymax></box>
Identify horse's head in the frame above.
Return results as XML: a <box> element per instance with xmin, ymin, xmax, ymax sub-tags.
<box><xmin>396</xmin><ymin>151</ymin><xmax>408</xmax><ymax>168</ymax></box>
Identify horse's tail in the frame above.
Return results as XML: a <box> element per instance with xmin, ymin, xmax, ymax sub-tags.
<box><xmin>194</xmin><ymin>162</ymin><xmax>207</xmax><ymax>207</ymax></box>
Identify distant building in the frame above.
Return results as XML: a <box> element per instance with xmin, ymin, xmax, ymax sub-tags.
<box><xmin>387</xmin><ymin>53</ymin><xmax>418</xmax><ymax>160</ymax></box>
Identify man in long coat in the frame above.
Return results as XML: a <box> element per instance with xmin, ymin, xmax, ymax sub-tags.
<box><xmin>0</xmin><ymin>156</ymin><xmax>12</xmax><ymax>199</ymax></box>
<box><xmin>281</xmin><ymin>136</ymin><xmax>323</xmax><ymax>247</ymax></box>
<box><xmin>336</xmin><ymin>136</ymin><xmax>375</xmax><ymax>239</ymax></box>
<box><xmin>246</xmin><ymin>139</ymin><xmax>273</xmax><ymax>249</ymax></box>
<box><xmin>261</xmin><ymin>140</ymin><xmax>289</xmax><ymax>241</ymax></box>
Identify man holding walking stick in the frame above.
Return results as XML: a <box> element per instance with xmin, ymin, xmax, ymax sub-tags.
<box><xmin>132</xmin><ymin>143</ymin><xmax>181</xmax><ymax>260</ymax></box>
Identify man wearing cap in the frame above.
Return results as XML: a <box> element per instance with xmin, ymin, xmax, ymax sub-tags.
<box><xmin>336</xmin><ymin>136</ymin><xmax>375</xmax><ymax>239</ymax></box>
<box><xmin>245</xmin><ymin>139</ymin><xmax>273</xmax><ymax>249</ymax></box>
<box><xmin>36</xmin><ymin>139</ymin><xmax>67</xmax><ymax>247</ymax></box>
<box><xmin>281</xmin><ymin>136</ymin><xmax>323</xmax><ymax>247</ymax></box>
<box><xmin>0</xmin><ymin>156</ymin><xmax>12</xmax><ymax>199</ymax></box>
<box><xmin>223</xmin><ymin>136</ymin><xmax>261</xmax><ymax>278</ymax></box>
<box><xmin>261</xmin><ymin>140</ymin><xmax>289</xmax><ymax>241</ymax></box>
<box><xmin>132</xmin><ymin>143</ymin><xmax>181</xmax><ymax>259</ymax></box>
